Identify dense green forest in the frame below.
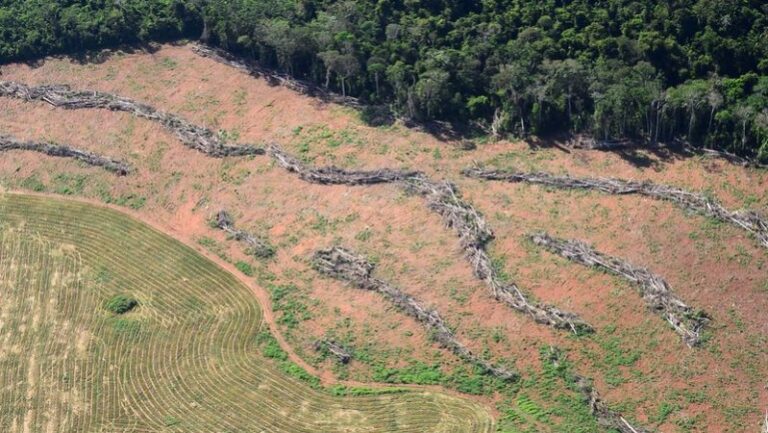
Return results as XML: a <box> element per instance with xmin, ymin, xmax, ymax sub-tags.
<box><xmin>1</xmin><ymin>0</ymin><xmax>767</xmax><ymax>158</ymax></box>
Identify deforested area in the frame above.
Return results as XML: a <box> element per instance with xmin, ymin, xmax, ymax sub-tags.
<box><xmin>313</xmin><ymin>246</ymin><xmax>517</xmax><ymax>382</ymax></box>
<box><xmin>530</xmin><ymin>232</ymin><xmax>709</xmax><ymax>347</ymax></box>
<box><xmin>2</xmin><ymin>40</ymin><xmax>767</xmax><ymax>433</ymax></box>
<box><xmin>0</xmin><ymin>134</ymin><xmax>131</xmax><ymax>175</ymax></box>
<box><xmin>0</xmin><ymin>81</ymin><xmax>263</xmax><ymax>157</ymax></box>
<box><xmin>401</xmin><ymin>176</ymin><xmax>593</xmax><ymax>334</ymax></box>
<box><xmin>465</xmin><ymin>167</ymin><xmax>768</xmax><ymax>250</ymax></box>
<box><xmin>269</xmin><ymin>143</ymin><xmax>590</xmax><ymax>333</ymax></box>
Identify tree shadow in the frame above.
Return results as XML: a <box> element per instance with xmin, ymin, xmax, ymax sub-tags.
<box><xmin>18</xmin><ymin>42</ymin><xmax>163</xmax><ymax>69</ymax></box>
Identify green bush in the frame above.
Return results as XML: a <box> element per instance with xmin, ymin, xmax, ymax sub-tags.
<box><xmin>105</xmin><ymin>294</ymin><xmax>138</xmax><ymax>314</ymax></box>
<box><xmin>235</xmin><ymin>261</ymin><xmax>254</xmax><ymax>276</ymax></box>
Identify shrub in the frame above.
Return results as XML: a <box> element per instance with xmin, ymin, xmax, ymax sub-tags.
<box><xmin>235</xmin><ymin>261</ymin><xmax>254</xmax><ymax>276</ymax></box>
<box><xmin>105</xmin><ymin>294</ymin><xmax>138</xmax><ymax>314</ymax></box>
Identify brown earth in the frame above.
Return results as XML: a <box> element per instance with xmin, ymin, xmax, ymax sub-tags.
<box><xmin>1</xmin><ymin>43</ymin><xmax>767</xmax><ymax>432</ymax></box>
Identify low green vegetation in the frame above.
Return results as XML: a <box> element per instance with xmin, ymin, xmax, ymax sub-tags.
<box><xmin>105</xmin><ymin>294</ymin><xmax>139</xmax><ymax>314</ymax></box>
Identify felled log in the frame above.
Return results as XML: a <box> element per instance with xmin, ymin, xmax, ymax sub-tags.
<box><xmin>402</xmin><ymin>176</ymin><xmax>593</xmax><ymax>334</ymax></box>
<box><xmin>0</xmin><ymin>134</ymin><xmax>131</xmax><ymax>175</ymax></box>
<box><xmin>530</xmin><ymin>232</ymin><xmax>709</xmax><ymax>347</ymax></box>
<box><xmin>312</xmin><ymin>246</ymin><xmax>517</xmax><ymax>382</ymax></box>
<box><xmin>464</xmin><ymin>167</ymin><xmax>768</xmax><ymax>251</ymax></box>
<box><xmin>0</xmin><ymin>80</ymin><xmax>263</xmax><ymax>157</ymax></box>
<box><xmin>313</xmin><ymin>339</ymin><xmax>352</xmax><ymax>364</ymax></box>
<box><xmin>547</xmin><ymin>349</ymin><xmax>653</xmax><ymax>433</ymax></box>
<box><xmin>762</xmin><ymin>410</ymin><xmax>768</xmax><ymax>433</ymax></box>
<box><xmin>266</xmin><ymin>143</ymin><xmax>420</xmax><ymax>185</ymax></box>
<box><xmin>215</xmin><ymin>210</ymin><xmax>275</xmax><ymax>258</ymax></box>
<box><xmin>191</xmin><ymin>44</ymin><xmax>362</xmax><ymax>109</ymax></box>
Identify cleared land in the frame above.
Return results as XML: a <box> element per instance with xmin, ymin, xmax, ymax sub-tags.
<box><xmin>0</xmin><ymin>193</ymin><xmax>493</xmax><ymax>432</ymax></box>
<box><xmin>0</xmin><ymin>44</ymin><xmax>767</xmax><ymax>432</ymax></box>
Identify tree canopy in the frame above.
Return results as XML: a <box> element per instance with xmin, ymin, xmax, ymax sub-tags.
<box><xmin>1</xmin><ymin>0</ymin><xmax>766</xmax><ymax>158</ymax></box>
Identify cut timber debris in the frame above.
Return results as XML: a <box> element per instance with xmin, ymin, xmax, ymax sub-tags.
<box><xmin>313</xmin><ymin>340</ymin><xmax>352</xmax><ymax>364</ymax></box>
<box><xmin>1</xmin><ymin>134</ymin><xmax>131</xmax><ymax>175</ymax></box>
<box><xmin>192</xmin><ymin>44</ymin><xmax>361</xmax><ymax>109</ymax></box>
<box><xmin>312</xmin><ymin>246</ymin><xmax>517</xmax><ymax>382</ymax></box>
<box><xmin>464</xmin><ymin>167</ymin><xmax>768</xmax><ymax>251</ymax></box>
<box><xmin>266</xmin><ymin>143</ymin><xmax>420</xmax><ymax>185</ymax></box>
<box><xmin>269</xmin><ymin>143</ymin><xmax>590</xmax><ymax>333</ymax></box>
<box><xmin>0</xmin><ymin>80</ymin><xmax>263</xmax><ymax>157</ymax></box>
<box><xmin>215</xmin><ymin>210</ymin><xmax>275</xmax><ymax>259</ymax></box>
<box><xmin>402</xmin><ymin>176</ymin><xmax>593</xmax><ymax>334</ymax></box>
<box><xmin>546</xmin><ymin>348</ymin><xmax>653</xmax><ymax>433</ymax></box>
<box><xmin>763</xmin><ymin>410</ymin><xmax>768</xmax><ymax>433</ymax></box>
<box><xmin>530</xmin><ymin>232</ymin><xmax>709</xmax><ymax>347</ymax></box>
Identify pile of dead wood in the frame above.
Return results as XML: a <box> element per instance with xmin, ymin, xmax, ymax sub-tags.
<box><xmin>266</xmin><ymin>144</ymin><xmax>420</xmax><ymax>185</ymax></box>
<box><xmin>215</xmin><ymin>210</ymin><xmax>275</xmax><ymax>258</ymax></box>
<box><xmin>465</xmin><ymin>167</ymin><xmax>768</xmax><ymax>251</ymax></box>
<box><xmin>546</xmin><ymin>349</ymin><xmax>652</xmax><ymax>433</ymax></box>
<box><xmin>1</xmin><ymin>134</ymin><xmax>131</xmax><ymax>175</ymax></box>
<box><xmin>402</xmin><ymin>176</ymin><xmax>593</xmax><ymax>334</ymax></box>
<box><xmin>0</xmin><ymin>80</ymin><xmax>263</xmax><ymax>157</ymax></box>
<box><xmin>312</xmin><ymin>246</ymin><xmax>517</xmax><ymax>381</ymax></box>
<box><xmin>530</xmin><ymin>232</ymin><xmax>709</xmax><ymax>347</ymax></box>
<box><xmin>192</xmin><ymin>44</ymin><xmax>362</xmax><ymax>109</ymax></box>
<box><xmin>313</xmin><ymin>339</ymin><xmax>352</xmax><ymax>364</ymax></box>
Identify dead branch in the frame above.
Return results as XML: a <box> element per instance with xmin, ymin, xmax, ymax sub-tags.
<box><xmin>464</xmin><ymin>167</ymin><xmax>768</xmax><ymax>251</ymax></box>
<box><xmin>312</xmin><ymin>246</ymin><xmax>518</xmax><ymax>381</ymax></box>
<box><xmin>191</xmin><ymin>44</ymin><xmax>362</xmax><ymax>109</ymax></box>
<box><xmin>530</xmin><ymin>232</ymin><xmax>709</xmax><ymax>347</ymax></box>
<box><xmin>266</xmin><ymin>143</ymin><xmax>420</xmax><ymax>185</ymax></box>
<box><xmin>215</xmin><ymin>210</ymin><xmax>275</xmax><ymax>259</ymax></box>
<box><xmin>313</xmin><ymin>339</ymin><xmax>352</xmax><ymax>364</ymax></box>
<box><xmin>0</xmin><ymin>80</ymin><xmax>263</xmax><ymax>157</ymax></box>
<box><xmin>547</xmin><ymin>349</ymin><xmax>653</xmax><ymax>433</ymax></box>
<box><xmin>0</xmin><ymin>134</ymin><xmax>131</xmax><ymax>175</ymax></box>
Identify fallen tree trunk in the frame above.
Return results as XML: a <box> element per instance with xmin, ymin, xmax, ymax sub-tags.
<box><xmin>215</xmin><ymin>210</ymin><xmax>275</xmax><ymax>259</ymax></box>
<box><xmin>0</xmin><ymin>80</ymin><xmax>263</xmax><ymax>157</ymax></box>
<box><xmin>266</xmin><ymin>143</ymin><xmax>420</xmax><ymax>185</ymax></box>
<box><xmin>762</xmin><ymin>410</ymin><xmax>768</xmax><ymax>433</ymax></box>
<box><xmin>530</xmin><ymin>232</ymin><xmax>709</xmax><ymax>347</ymax></box>
<box><xmin>191</xmin><ymin>44</ymin><xmax>362</xmax><ymax>109</ymax></box>
<box><xmin>268</xmin><ymin>143</ymin><xmax>590</xmax><ymax>333</ymax></box>
<box><xmin>1</xmin><ymin>134</ymin><xmax>131</xmax><ymax>175</ymax></box>
<box><xmin>464</xmin><ymin>167</ymin><xmax>768</xmax><ymax>251</ymax></box>
<box><xmin>547</xmin><ymin>349</ymin><xmax>653</xmax><ymax>433</ymax></box>
<box><xmin>312</xmin><ymin>246</ymin><xmax>518</xmax><ymax>382</ymax></box>
<box><xmin>313</xmin><ymin>339</ymin><xmax>352</xmax><ymax>364</ymax></box>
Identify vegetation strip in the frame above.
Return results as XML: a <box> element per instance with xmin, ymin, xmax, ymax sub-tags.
<box><xmin>464</xmin><ymin>167</ymin><xmax>768</xmax><ymax>250</ymax></box>
<box><xmin>0</xmin><ymin>80</ymin><xmax>263</xmax><ymax>157</ymax></box>
<box><xmin>312</xmin><ymin>246</ymin><xmax>517</xmax><ymax>381</ymax></box>
<box><xmin>1</xmin><ymin>134</ymin><xmax>131</xmax><ymax>175</ymax></box>
<box><xmin>215</xmin><ymin>210</ymin><xmax>275</xmax><ymax>258</ymax></box>
<box><xmin>546</xmin><ymin>349</ymin><xmax>653</xmax><ymax>433</ymax></box>
<box><xmin>269</xmin><ymin>143</ymin><xmax>590</xmax><ymax>333</ymax></box>
<box><xmin>530</xmin><ymin>232</ymin><xmax>709</xmax><ymax>347</ymax></box>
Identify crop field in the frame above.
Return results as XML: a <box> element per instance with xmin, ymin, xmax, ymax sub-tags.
<box><xmin>0</xmin><ymin>193</ymin><xmax>493</xmax><ymax>432</ymax></box>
